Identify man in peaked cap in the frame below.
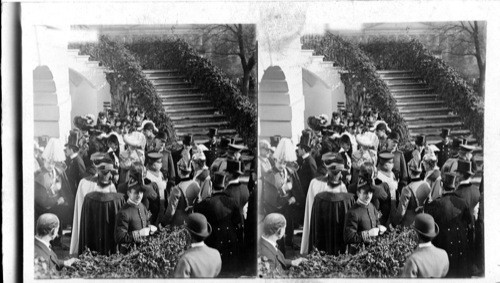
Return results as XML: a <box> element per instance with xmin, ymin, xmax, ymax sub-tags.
<box><xmin>454</xmin><ymin>160</ymin><xmax>480</xmax><ymax>225</ymax></box>
<box><xmin>402</xmin><ymin>213</ymin><xmax>449</xmax><ymax>278</ymax></box>
<box><xmin>297</xmin><ymin>131</ymin><xmax>318</xmax><ymax>197</ymax></box>
<box><xmin>424</xmin><ymin>172</ymin><xmax>472</xmax><ymax>277</ymax></box>
<box><xmin>210</xmin><ymin>138</ymin><xmax>245</xmax><ymax>179</ymax></box>
<box><xmin>145</xmin><ymin>152</ymin><xmax>167</xmax><ymax>225</ymax></box>
<box><xmin>300</xmin><ymin>153</ymin><xmax>348</xmax><ymax>254</ymax></box>
<box><xmin>194</xmin><ymin>172</ymin><xmax>243</xmax><ymax>276</ymax></box>
<box><xmin>434</xmin><ymin>128</ymin><xmax>452</xmax><ymax>168</ymax></box>
<box><xmin>69</xmin><ymin>158</ymin><xmax>118</xmax><ymax>255</ymax></box>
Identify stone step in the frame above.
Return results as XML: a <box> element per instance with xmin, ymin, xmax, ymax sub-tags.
<box><xmin>155</xmin><ymin>87</ymin><xmax>200</xmax><ymax>93</ymax></box>
<box><xmin>76</xmin><ymin>55</ymin><xmax>90</xmax><ymax>62</ymax></box>
<box><xmin>163</xmin><ymin>100</ymin><xmax>211</xmax><ymax>107</ymax></box>
<box><xmin>150</xmin><ymin>79</ymin><xmax>188</xmax><ymax>85</ymax></box>
<box><xmin>159</xmin><ymin>93</ymin><xmax>206</xmax><ymax>100</ymax></box>
<box><xmin>390</xmin><ymin>87</ymin><xmax>434</xmax><ymax>93</ymax></box>
<box><xmin>399</xmin><ymin>107</ymin><xmax>450</xmax><ymax>115</ymax></box>
<box><xmin>386</xmin><ymin>82</ymin><xmax>427</xmax><ymax>87</ymax></box>
<box><xmin>409</xmin><ymin>128</ymin><xmax>471</xmax><ymax>137</ymax></box>
<box><xmin>67</xmin><ymin>49</ymin><xmax>80</xmax><ymax>56</ymax></box>
<box><xmin>404</xmin><ymin>115</ymin><xmax>461</xmax><ymax>124</ymax></box>
<box><xmin>170</xmin><ymin>113</ymin><xmax>225</xmax><ymax>122</ymax></box>
<box><xmin>152</xmin><ymin>81</ymin><xmax>192</xmax><ymax>89</ymax></box>
<box><xmin>380</xmin><ymin>75</ymin><xmax>421</xmax><ymax>81</ymax></box>
<box><xmin>407</xmin><ymin>121</ymin><xmax>464</xmax><ymax>130</ymax></box>
<box><xmin>377</xmin><ymin>70</ymin><xmax>413</xmax><ymax>74</ymax></box>
<box><xmin>145</xmin><ymin>74</ymin><xmax>185</xmax><ymax>80</ymax></box>
<box><xmin>174</xmin><ymin>121</ymin><xmax>230</xmax><ymax>130</ymax></box>
<box><xmin>176</xmin><ymin>129</ymin><xmax>238</xmax><ymax>141</ymax></box>
<box><xmin>396</xmin><ymin>100</ymin><xmax>445</xmax><ymax>107</ymax></box>
<box><xmin>164</xmin><ymin>106</ymin><xmax>217</xmax><ymax>115</ymax></box>
<box><xmin>393</xmin><ymin>93</ymin><xmax>440</xmax><ymax>100</ymax></box>
<box><xmin>143</xmin><ymin>69</ymin><xmax>179</xmax><ymax>74</ymax></box>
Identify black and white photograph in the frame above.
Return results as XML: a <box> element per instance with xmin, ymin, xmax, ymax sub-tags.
<box><xmin>257</xmin><ymin>16</ymin><xmax>488</xmax><ymax>279</ymax></box>
<box><xmin>20</xmin><ymin>2</ymin><xmax>257</xmax><ymax>279</ymax></box>
<box><xmin>3</xmin><ymin>1</ymin><xmax>500</xmax><ymax>282</ymax></box>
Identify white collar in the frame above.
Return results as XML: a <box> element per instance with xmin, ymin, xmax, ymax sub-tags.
<box><xmin>70</xmin><ymin>152</ymin><xmax>79</xmax><ymax>159</ymax></box>
<box><xmin>459</xmin><ymin>179</ymin><xmax>471</xmax><ymax>185</ymax></box>
<box><xmin>302</xmin><ymin>153</ymin><xmax>310</xmax><ymax>159</ymax></box>
<box><xmin>261</xmin><ymin>236</ymin><xmax>277</xmax><ymax>251</ymax></box>
<box><xmin>127</xmin><ymin>198</ymin><xmax>141</xmax><ymax>206</ymax></box>
<box><xmin>418</xmin><ymin>242</ymin><xmax>433</xmax><ymax>248</ymax></box>
<box><xmin>35</xmin><ymin>236</ymin><xmax>52</xmax><ymax>250</ymax></box>
<box><xmin>191</xmin><ymin>241</ymin><xmax>206</xmax><ymax>248</ymax></box>
<box><xmin>226</xmin><ymin>178</ymin><xmax>240</xmax><ymax>186</ymax></box>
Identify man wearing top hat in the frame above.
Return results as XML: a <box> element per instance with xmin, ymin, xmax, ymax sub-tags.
<box><xmin>69</xmin><ymin>158</ymin><xmax>118</xmax><ymax>255</ymax></box>
<box><xmin>441</xmin><ymin>143</ymin><xmax>477</xmax><ymax>176</ymax></box>
<box><xmin>115</xmin><ymin>175</ymin><xmax>157</xmax><ymax>254</ymax></box>
<box><xmin>297</xmin><ymin>131</ymin><xmax>318</xmax><ymax>197</ymax></box>
<box><xmin>153</xmin><ymin>132</ymin><xmax>176</xmax><ymax>193</ymax></box>
<box><xmin>194</xmin><ymin>172</ymin><xmax>243</xmax><ymax>276</ymax></box>
<box><xmin>301</xmin><ymin>153</ymin><xmax>348</xmax><ymax>254</ymax></box>
<box><xmin>210</xmin><ymin>139</ymin><xmax>245</xmax><ymax>179</ymax></box>
<box><xmin>454</xmin><ymin>160</ymin><xmax>480</xmax><ymax>223</ymax></box>
<box><xmin>162</xmin><ymin>157</ymin><xmax>201</xmax><ymax>226</ymax></box>
<box><xmin>424</xmin><ymin>172</ymin><xmax>472</xmax><ymax>277</ymax></box>
<box><xmin>204</xmin><ymin>128</ymin><xmax>219</xmax><ymax>167</ymax></box>
<box><xmin>225</xmin><ymin>160</ymin><xmax>250</xmax><ymax>218</ymax></box>
<box><xmin>64</xmin><ymin>130</ymin><xmax>87</xmax><ymax>198</ymax></box>
<box><xmin>174</xmin><ymin>213</ymin><xmax>222</xmax><ymax>278</ymax></box>
<box><xmin>402</xmin><ymin>213</ymin><xmax>449</xmax><ymax>278</ymax></box>
<box><xmin>386</xmin><ymin>132</ymin><xmax>408</xmax><ymax>191</ymax></box>
<box><xmin>434</xmin><ymin>128</ymin><xmax>452</xmax><ymax>168</ymax></box>
<box><xmin>393</xmin><ymin>159</ymin><xmax>431</xmax><ymax>227</ymax></box>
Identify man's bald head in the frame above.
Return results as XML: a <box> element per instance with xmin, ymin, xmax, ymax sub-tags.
<box><xmin>262</xmin><ymin>213</ymin><xmax>286</xmax><ymax>237</ymax></box>
<box><xmin>36</xmin><ymin>213</ymin><xmax>59</xmax><ymax>237</ymax></box>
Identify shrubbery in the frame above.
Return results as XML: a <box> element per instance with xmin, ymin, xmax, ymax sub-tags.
<box><xmin>126</xmin><ymin>39</ymin><xmax>257</xmax><ymax>149</ymax></box>
<box><xmin>361</xmin><ymin>39</ymin><xmax>484</xmax><ymax>145</ymax></box>
<box><xmin>35</xmin><ymin>225</ymin><xmax>191</xmax><ymax>279</ymax></box>
<box><xmin>302</xmin><ymin>34</ymin><xmax>410</xmax><ymax>144</ymax></box>
<box><xmin>259</xmin><ymin>226</ymin><xmax>417</xmax><ymax>278</ymax></box>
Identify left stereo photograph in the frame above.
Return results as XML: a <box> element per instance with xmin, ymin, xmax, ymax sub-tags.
<box><xmin>25</xmin><ymin>14</ymin><xmax>258</xmax><ymax>279</ymax></box>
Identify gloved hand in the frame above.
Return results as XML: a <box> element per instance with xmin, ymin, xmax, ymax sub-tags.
<box><xmin>368</xmin><ymin>227</ymin><xmax>380</xmax><ymax>237</ymax></box>
<box><xmin>378</xmin><ymin>225</ymin><xmax>387</xmax><ymax>235</ymax></box>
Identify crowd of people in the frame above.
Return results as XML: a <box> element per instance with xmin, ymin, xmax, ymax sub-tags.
<box><xmin>258</xmin><ymin>107</ymin><xmax>483</xmax><ymax>278</ymax></box>
<box><xmin>34</xmin><ymin>108</ymin><xmax>256</xmax><ymax>278</ymax></box>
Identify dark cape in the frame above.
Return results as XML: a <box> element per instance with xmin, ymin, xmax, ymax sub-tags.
<box><xmin>79</xmin><ymin>191</ymin><xmax>125</xmax><ymax>255</ymax></box>
<box><xmin>309</xmin><ymin>192</ymin><xmax>355</xmax><ymax>255</ymax></box>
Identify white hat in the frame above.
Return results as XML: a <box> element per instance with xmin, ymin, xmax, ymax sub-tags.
<box><xmin>423</xmin><ymin>152</ymin><xmax>438</xmax><ymax>162</ymax></box>
<box><xmin>137</xmin><ymin>120</ymin><xmax>159</xmax><ymax>132</ymax></box>
<box><xmin>123</xmin><ymin>132</ymin><xmax>145</xmax><ymax>148</ymax></box>
<box><xmin>273</xmin><ymin>138</ymin><xmax>297</xmax><ymax>163</ymax></box>
<box><xmin>370</xmin><ymin>120</ymin><xmax>391</xmax><ymax>133</ymax></box>
<box><xmin>426</xmin><ymin>144</ymin><xmax>440</xmax><ymax>154</ymax></box>
<box><xmin>259</xmin><ymin>140</ymin><xmax>271</xmax><ymax>150</ymax></box>
<box><xmin>41</xmin><ymin>138</ymin><xmax>66</xmax><ymax>162</ymax></box>
<box><xmin>356</xmin><ymin>133</ymin><xmax>373</xmax><ymax>148</ymax></box>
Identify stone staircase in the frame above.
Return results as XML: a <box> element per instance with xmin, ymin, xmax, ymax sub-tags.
<box><xmin>378</xmin><ymin>70</ymin><xmax>473</xmax><ymax>145</ymax></box>
<box><xmin>143</xmin><ymin>69</ymin><xmax>238</xmax><ymax>144</ymax></box>
<box><xmin>67</xmin><ymin>49</ymin><xmax>109</xmax><ymax>89</ymax></box>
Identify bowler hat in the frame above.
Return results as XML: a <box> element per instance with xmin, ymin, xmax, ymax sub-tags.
<box><xmin>440</xmin><ymin>128</ymin><xmax>451</xmax><ymax>138</ymax></box>
<box><xmin>226</xmin><ymin>160</ymin><xmax>244</xmax><ymax>175</ymax></box>
<box><xmin>412</xmin><ymin>213</ymin><xmax>439</xmax><ymax>239</ymax></box>
<box><xmin>212</xmin><ymin>172</ymin><xmax>226</xmax><ymax>190</ymax></box>
<box><xmin>186</xmin><ymin>213</ymin><xmax>212</xmax><ymax>238</ymax></box>
<box><xmin>270</xmin><ymin>135</ymin><xmax>282</xmax><ymax>148</ymax></box>
<box><xmin>456</xmin><ymin>160</ymin><xmax>474</xmax><ymax>176</ymax></box>
<box><xmin>442</xmin><ymin>172</ymin><xmax>457</xmax><ymax>190</ymax></box>
<box><xmin>207</xmin><ymin>128</ymin><xmax>218</xmax><ymax>137</ymax></box>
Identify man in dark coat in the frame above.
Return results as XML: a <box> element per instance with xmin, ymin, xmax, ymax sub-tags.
<box><xmin>258</xmin><ymin>213</ymin><xmax>305</xmax><ymax>275</ymax></box>
<box><xmin>296</xmin><ymin>132</ymin><xmax>318</xmax><ymax>197</ymax></box>
<box><xmin>424</xmin><ymin>172</ymin><xmax>472</xmax><ymax>278</ymax></box>
<box><xmin>34</xmin><ymin>214</ymin><xmax>78</xmax><ymax>271</ymax></box>
<box><xmin>64</xmin><ymin>131</ymin><xmax>87</xmax><ymax>197</ymax></box>
<box><xmin>203</xmin><ymin>128</ymin><xmax>220</xmax><ymax>167</ymax></box>
<box><xmin>454</xmin><ymin>160</ymin><xmax>480</xmax><ymax>226</ymax></box>
<box><xmin>224</xmin><ymin>160</ymin><xmax>250</xmax><ymax>216</ymax></box>
<box><xmin>344</xmin><ymin>179</ymin><xmax>384</xmax><ymax>245</ymax></box>
<box><xmin>194</xmin><ymin>172</ymin><xmax>243</xmax><ymax>276</ymax></box>
<box><xmin>114</xmin><ymin>176</ymin><xmax>156</xmax><ymax>253</ymax></box>
<box><xmin>434</xmin><ymin>128</ymin><xmax>452</xmax><ymax>168</ymax></box>
<box><xmin>386</xmin><ymin>132</ymin><xmax>408</xmax><ymax>191</ymax></box>
<box><xmin>154</xmin><ymin>132</ymin><xmax>176</xmax><ymax>193</ymax></box>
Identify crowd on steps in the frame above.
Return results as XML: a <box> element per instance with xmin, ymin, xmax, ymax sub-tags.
<box><xmin>258</xmin><ymin>107</ymin><xmax>483</xmax><ymax>278</ymax></box>
<box><xmin>34</xmin><ymin>107</ymin><xmax>257</xmax><ymax>278</ymax></box>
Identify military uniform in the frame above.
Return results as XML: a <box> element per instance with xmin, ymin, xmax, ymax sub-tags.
<box><xmin>114</xmin><ymin>201</ymin><xmax>150</xmax><ymax>251</ymax></box>
<box><xmin>343</xmin><ymin>201</ymin><xmax>380</xmax><ymax>244</ymax></box>
<box><xmin>393</xmin><ymin>179</ymin><xmax>431</xmax><ymax>227</ymax></box>
<box><xmin>435</xmin><ymin>141</ymin><xmax>452</xmax><ymax>168</ymax></box>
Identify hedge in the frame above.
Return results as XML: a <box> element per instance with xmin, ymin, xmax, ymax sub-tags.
<box><xmin>126</xmin><ymin>39</ymin><xmax>257</xmax><ymax>149</ymax></box>
<box><xmin>361</xmin><ymin>39</ymin><xmax>484</xmax><ymax>145</ymax></box>
<box><xmin>302</xmin><ymin>34</ymin><xmax>410</xmax><ymax>143</ymax></box>
<box><xmin>70</xmin><ymin>36</ymin><xmax>177</xmax><ymax>144</ymax></box>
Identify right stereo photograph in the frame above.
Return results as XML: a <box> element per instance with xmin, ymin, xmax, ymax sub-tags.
<box><xmin>257</xmin><ymin>21</ymin><xmax>485</xmax><ymax>279</ymax></box>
